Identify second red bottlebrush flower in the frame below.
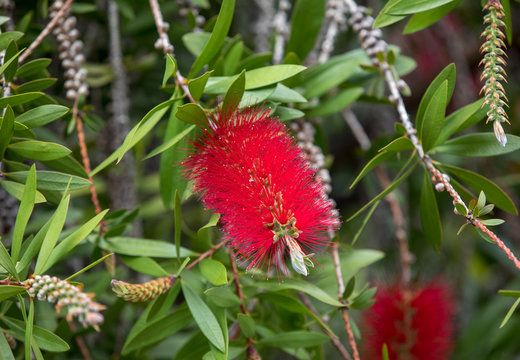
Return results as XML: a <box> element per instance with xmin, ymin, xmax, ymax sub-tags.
<box><xmin>361</xmin><ymin>282</ymin><xmax>455</xmax><ymax>360</ymax></box>
<box><xmin>183</xmin><ymin>107</ymin><xmax>340</xmax><ymax>277</ymax></box>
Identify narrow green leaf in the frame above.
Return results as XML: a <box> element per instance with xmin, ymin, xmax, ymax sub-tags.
<box><xmin>197</xmin><ymin>213</ymin><xmax>220</xmax><ymax>240</ymax></box>
<box><xmin>387</xmin><ymin>0</ymin><xmax>455</xmax><ymax>15</ymax></box>
<box><xmin>0</xmin><ymin>48</ymin><xmax>24</xmax><ymax>79</ymax></box>
<box><xmin>268</xmin><ymin>83</ymin><xmax>307</xmax><ymax>103</ymax></box>
<box><xmin>349</xmin><ymin>286</ymin><xmax>377</xmax><ymax>310</ymax></box>
<box><xmin>0</xmin><ymin>285</ymin><xmax>26</xmax><ymax>301</ymax></box>
<box><xmin>434</xmin><ymin>133</ymin><xmax>520</xmax><ymax>157</ymax></box>
<box><xmin>0</xmin><ymin>92</ymin><xmax>43</xmax><ymax>108</ymax></box>
<box><xmin>145</xmin><ymin>124</ymin><xmax>195</xmax><ymax>160</ymax></box>
<box><xmin>420</xmin><ymin>81</ymin><xmax>447</xmax><ymax>151</ymax></box>
<box><xmin>374</xmin><ymin>0</ymin><xmax>407</xmax><ymax>28</ymax></box>
<box><xmin>15</xmin><ymin>218</ymin><xmax>52</xmax><ymax>274</ymax></box>
<box><xmin>306</xmin><ymin>87</ymin><xmax>363</xmax><ymax>117</ymax></box>
<box><xmin>16</xmin><ymin>78</ymin><xmax>57</xmax><ymax>93</ymax></box>
<box><xmin>122</xmin><ymin>304</ymin><xmax>192</xmax><ymax>354</ymax></box>
<box><xmin>416</xmin><ymin>64</ymin><xmax>455</xmax><ymax>137</ymax></box>
<box><xmin>6</xmin><ymin>171</ymin><xmax>91</xmax><ymax>191</ymax></box>
<box><xmin>189</xmin><ymin>0</ymin><xmax>235</xmax><ymax>78</ymax></box>
<box><xmin>159</xmin><ymin>103</ymin><xmax>189</xmax><ymax>208</ymax></box>
<box><xmin>441</xmin><ymin>164</ymin><xmax>518</xmax><ymax>214</ymax></box>
<box><xmin>42</xmin><ymin>209</ymin><xmax>108</xmax><ymax>273</ymax></box>
<box><xmin>99</xmin><ymin>236</ymin><xmax>196</xmax><ymax>258</ymax></box>
<box><xmin>348</xmin><ymin>160</ymin><xmax>418</xmax><ymax>221</ymax></box>
<box><xmin>120</xmin><ymin>255</ymin><xmax>169</xmax><ymax>277</ymax></box>
<box><xmin>0</xmin><ymin>241</ymin><xmax>18</xmax><ymax>279</ymax></box>
<box><xmin>240</xmin><ymin>87</ymin><xmax>275</xmax><ymax>108</ymax></box>
<box><xmin>403</xmin><ymin>0</ymin><xmax>460</xmax><ymax>34</ymax></box>
<box><xmin>0</xmin><ymin>180</ymin><xmax>46</xmax><ymax>203</ymax></box>
<box><xmin>500</xmin><ymin>298</ymin><xmax>520</xmax><ymax>328</ymax></box>
<box><xmin>222</xmin><ymin>69</ymin><xmax>245</xmax><ymax>114</ymax></box>
<box><xmin>0</xmin><ymin>31</ymin><xmax>22</xmax><ymax>51</ymax></box>
<box><xmin>0</xmin><ymin>105</ymin><xmax>14</xmax><ymax>159</ymax></box>
<box><xmin>382</xmin><ymin>344</ymin><xmax>390</xmax><ymax>360</ymax></box>
<box><xmin>255</xmin><ymin>278</ymin><xmax>343</xmax><ymax>307</ymax></box>
<box><xmin>2</xmin><ymin>316</ymin><xmax>70</xmax><ymax>352</ymax></box>
<box><xmin>162</xmin><ymin>54</ymin><xmax>177</xmax><ymax>87</ymax></box>
<box><xmin>0</xmin><ymin>328</ymin><xmax>15</xmax><ymax>360</ymax></box>
<box><xmin>91</xmin><ymin>98</ymin><xmax>177</xmax><ymax>175</ymax></box>
<box><xmin>223</xmin><ymin>41</ymin><xmax>243</xmax><ymax>76</ymax></box>
<box><xmin>181</xmin><ymin>279</ymin><xmax>226</xmax><ymax>352</ymax></box>
<box><xmin>199</xmin><ymin>259</ymin><xmax>228</xmax><ymax>286</ymax></box>
<box><xmin>350</xmin><ymin>138</ymin><xmax>414</xmax><ymax>189</ymax></box>
<box><xmin>65</xmin><ymin>253</ymin><xmax>113</xmax><ymax>281</ymax></box>
<box><xmin>11</xmin><ymin>164</ymin><xmax>36</xmax><ymax>263</ymax></box>
<box><xmin>273</xmin><ymin>106</ymin><xmax>304</xmax><ymax>121</ymax></box>
<box><xmin>499</xmin><ymin>290</ymin><xmax>520</xmax><ymax>298</ymax></box>
<box><xmin>15</xmin><ymin>58</ymin><xmax>51</xmax><ymax>78</ymax></box>
<box><xmin>25</xmin><ymin>300</ymin><xmax>34</xmax><ymax>360</ymax></box>
<box><xmin>33</xmin><ymin>194</ymin><xmax>70</xmax><ymax>275</ymax></box>
<box><xmin>502</xmin><ymin>0</ymin><xmax>512</xmax><ymax>45</ymax></box>
<box><xmin>303</xmin><ymin>59</ymin><xmax>359</xmax><ymax>98</ymax></box>
<box><xmin>352</xmin><ymin>200</ymin><xmax>380</xmax><ymax>245</ymax></box>
<box><xmin>188</xmin><ymin>70</ymin><xmax>214</xmax><ymax>101</ymax></box>
<box><xmin>41</xmin><ymin>155</ymin><xmax>89</xmax><ymax>178</ymax></box>
<box><xmin>477</xmin><ymin>191</ymin><xmax>486</xmax><ymax>209</ymax></box>
<box><xmin>8</xmin><ymin>140</ymin><xmax>71</xmax><ymax>161</ymax></box>
<box><xmin>4</xmin><ymin>40</ymin><xmax>19</xmax><ymax>83</ymax></box>
<box><xmin>174</xmin><ymin>190</ymin><xmax>182</xmax><ymax>261</ymax></box>
<box><xmin>204</xmin><ymin>286</ymin><xmax>241</xmax><ymax>308</ymax></box>
<box><xmin>259</xmin><ymin>331</ymin><xmax>329</xmax><ymax>348</ymax></box>
<box><xmin>420</xmin><ymin>170</ymin><xmax>443</xmax><ymax>251</ymax></box>
<box><xmin>15</xmin><ymin>104</ymin><xmax>70</xmax><ymax>128</ymax></box>
<box><xmin>117</xmin><ymin>97</ymin><xmax>178</xmax><ymax>164</ymax></box>
<box><xmin>286</xmin><ymin>0</ymin><xmax>326</xmax><ymax>60</ymax></box>
<box><xmin>436</xmin><ymin>99</ymin><xmax>485</xmax><ymax>145</ymax></box>
<box><xmin>176</xmin><ymin>103</ymin><xmax>209</xmax><ymax>128</ymax></box>
<box><xmin>480</xmin><ymin>218</ymin><xmax>504</xmax><ymax>226</ymax></box>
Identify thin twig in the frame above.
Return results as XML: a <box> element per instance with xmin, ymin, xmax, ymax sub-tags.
<box><xmin>343</xmin><ymin>0</ymin><xmax>520</xmax><ymax>272</ymax></box>
<box><xmin>73</xmin><ymin>101</ymin><xmax>105</xmax><ymax>234</ymax></box>
<box><xmin>67</xmin><ymin>320</ymin><xmax>92</xmax><ymax>360</ymax></box>
<box><xmin>298</xmin><ymin>293</ymin><xmax>352</xmax><ymax>360</ymax></box>
<box><xmin>18</xmin><ymin>0</ymin><xmax>74</xmax><ymax>64</ymax></box>
<box><xmin>184</xmin><ymin>238</ymin><xmax>230</xmax><ymax>272</ymax></box>
<box><xmin>333</xmin><ymin>244</ymin><xmax>361</xmax><ymax>359</ymax></box>
<box><xmin>148</xmin><ymin>0</ymin><xmax>196</xmax><ymax>104</ymax></box>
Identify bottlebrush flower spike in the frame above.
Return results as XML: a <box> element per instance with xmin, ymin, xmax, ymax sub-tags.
<box><xmin>480</xmin><ymin>0</ymin><xmax>509</xmax><ymax>146</ymax></box>
<box><xmin>111</xmin><ymin>276</ymin><xmax>174</xmax><ymax>302</ymax></box>
<box><xmin>361</xmin><ymin>282</ymin><xmax>455</xmax><ymax>360</ymax></box>
<box><xmin>183</xmin><ymin>107</ymin><xmax>340</xmax><ymax>277</ymax></box>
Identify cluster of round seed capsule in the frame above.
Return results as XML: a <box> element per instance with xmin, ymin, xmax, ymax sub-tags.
<box><xmin>345</xmin><ymin>6</ymin><xmax>386</xmax><ymax>66</ymax></box>
<box><xmin>177</xmin><ymin>0</ymin><xmax>205</xmax><ymax>31</ymax></box>
<box><xmin>290</xmin><ymin>120</ymin><xmax>333</xmax><ymax>198</ymax></box>
<box><xmin>25</xmin><ymin>275</ymin><xmax>104</xmax><ymax>329</ymax></box>
<box><xmin>318</xmin><ymin>0</ymin><xmax>347</xmax><ymax>63</ymax></box>
<box><xmin>50</xmin><ymin>0</ymin><xmax>88</xmax><ymax>101</ymax></box>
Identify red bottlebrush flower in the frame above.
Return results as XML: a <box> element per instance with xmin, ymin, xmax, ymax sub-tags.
<box><xmin>183</xmin><ymin>108</ymin><xmax>339</xmax><ymax>277</ymax></box>
<box><xmin>361</xmin><ymin>282</ymin><xmax>455</xmax><ymax>360</ymax></box>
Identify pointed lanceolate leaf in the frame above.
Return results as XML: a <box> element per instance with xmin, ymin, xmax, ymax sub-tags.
<box><xmin>176</xmin><ymin>103</ymin><xmax>209</xmax><ymax>128</ymax></box>
<box><xmin>420</xmin><ymin>170</ymin><xmax>443</xmax><ymax>251</ymax></box>
<box><xmin>403</xmin><ymin>0</ymin><xmax>460</xmax><ymax>34</ymax></box>
<box><xmin>387</xmin><ymin>0</ymin><xmax>455</xmax><ymax>15</ymax></box>
<box><xmin>259</xmin><ymin>331</ymin><xmax>329</xmax><ymax>348</ymax></box>
<box><xmin>436</xmin><ymin>98</ymin><xmax>485</xmax><ymax>145</ymax></box>
<box><xmin>15</xmin><ymin>104</ymin><xmax>69</xmax><ymax>128</ymax></box>
<box><xmin>416</xmin><ymin>64</ymin><xmax>455</xmax><ymax>138</ymax></box>
<box><xmin>8</xmin><ymin>140</ymin><xmax>71</xmax><ymax>161</ymax></box>
<box><xmin>286</xmin><ymin>0</ymin><xmax>326</xmax><ymax>60</ymax></box>
<box><xmin>0</xmin><ymin>105</ymin><xmax>14</xmax><ymax>159</ymax></box>
<box><xmin>11</xmin><ymin>164</ymin><xmax>37</xmax><ymax>263</ymax></box>
<box><xmin>222</xmin><ymin>69</ymin><xmax>245</xmax><ymax>114</ymax></box>
<box><xmin>162</xmin><ymin>54</ymin><xmax>177</xmax><ymax>87</ymax></box>
<box><xmin>188</xmin><ymin>71</ymin><xmax>213</xmax><ymax>101</ymax></box>
<box><xmin>420</xmin><ymin>80</ymin><xmax>447</xmax><ymax>151</ymax></box>
<box><xmin>199</xmin><ymin>259</ymin><xmax>228</xmax><ymax>286</ymax></box>
<box><xmin>433</xmin><ymin>133</ymin><xmax>520</xmax><ymax>157</ymax></box>
<box><xmin>189</xmin><ymin>0</ymin><xmax>235</xmax><ymax>78</ymax></box>
<box><xmin>181</xmin><ymin>279</ymin><xmax>226</xmax><ymax>352</ymax></box>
